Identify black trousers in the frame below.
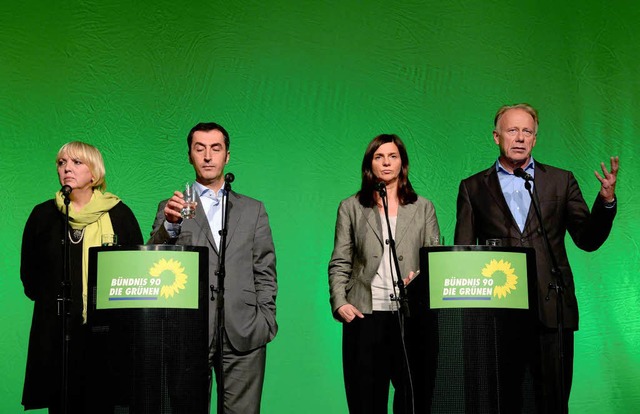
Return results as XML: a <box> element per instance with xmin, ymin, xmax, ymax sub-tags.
<box><xmin>342</xmin><ymin>311</ymin><xmax>412</xmax><ymax>414</ymax></box>
<box><xmin>533</xmin><ymin>328</ymin><xmax>574</xmax><ymax>414</ymax></box>
<box><xmin>48</xmin><ymin>326</ymin><xmax>115</xmax><ymax>414</ymax></box>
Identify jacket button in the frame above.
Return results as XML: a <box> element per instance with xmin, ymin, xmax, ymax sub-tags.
<box><xmin>398</xmin><ymin>255</ymin><xmax>403</xmax><ymax>261</ymax></box>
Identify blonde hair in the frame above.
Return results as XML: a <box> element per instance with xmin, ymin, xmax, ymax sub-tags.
<box><xmin>56</xmin><ymin>141</ymin><xmax>107</xmax><ymax>191</ymax></box>
<box><xmin>494</xmin><ymin>103</ymin><xmax>539</xmax><ymax>134</ymax></box>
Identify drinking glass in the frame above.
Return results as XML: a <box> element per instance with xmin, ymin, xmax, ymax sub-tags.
<box><xmin>181</xmin><ymin>182</ymin><xmax>196</xmax><ymax>219</ymax></box>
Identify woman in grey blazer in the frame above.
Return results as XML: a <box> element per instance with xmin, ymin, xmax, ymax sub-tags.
<box><xmin>328</xmin><ymin>134</ymin><xmax>440</xmax><ymax>414</ymax></box>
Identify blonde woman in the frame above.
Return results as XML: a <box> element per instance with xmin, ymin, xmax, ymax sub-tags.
<box><xmin>20</xmin><ymin>141</ymin><xmax>142</xmax><ymax>413</ymax></box>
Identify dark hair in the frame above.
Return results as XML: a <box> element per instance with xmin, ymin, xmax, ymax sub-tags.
<box><xmin>187</xmin><ymin>122</ymin><xmax>230</xmax><ymax>153</ymax></box>
<box><xmin>357</xmin><ymin>134</ymin><xmax>418</xmax><ymax>207</ymax></box>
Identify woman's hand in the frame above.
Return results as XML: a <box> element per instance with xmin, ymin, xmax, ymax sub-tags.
<box><xmin>337</xmin><ymin>304</ymin><xmax>364</xmax><ymax>323</ymax></box>
<box><xmin>402</xmin><ymin>270</ymin><xmax>420</xmax><ymax>286</ymax></box>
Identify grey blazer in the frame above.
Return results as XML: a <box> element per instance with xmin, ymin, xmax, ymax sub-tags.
<box><xmin>329</xmin><ymin>195</ymin><xmax>440</xmax><ymax>316</ymax></box>
<box><xmin>149</xmin><ymin>190</ymin><xmax>278</xmax><ymax>352</ymax></box>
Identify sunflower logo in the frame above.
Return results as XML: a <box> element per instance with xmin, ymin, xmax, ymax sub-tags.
<box><xmin>148</xmin><ymin>258</ymin><xmax>188</xmax><ymax>299</ymax></box>
<box><xmin>481</xmin><ymin>259</ymin><xmax>518</xmax><ymax>299</ymax></box>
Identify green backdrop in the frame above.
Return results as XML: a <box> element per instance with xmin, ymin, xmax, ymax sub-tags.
<box><xmin>1</xmin><ymin>1</ymin><xmax>638</xmax><ymax>412</ymax></box>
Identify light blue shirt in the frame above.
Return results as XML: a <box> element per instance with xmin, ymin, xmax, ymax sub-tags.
<box><xmin>164</xmin><ymin>181</ymin><xmax>226</xmax><ymax>248</ymax></box>
<box><xmin>496</xmin><ymin>158</ymin><xmax>535</xmax><ymax>233</ymax></box>
<box><xmin>196</xmin><ymin>181</ymin><xmax>225</xmax><ymax>249</ymax></box>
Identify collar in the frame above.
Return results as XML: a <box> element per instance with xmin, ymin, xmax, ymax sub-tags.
<box><xmin>496</xmin><ymin>157</ymin><xmax>535</xmax><ymax>176</ymax></box>
<box><xmin>193</xmin><ymin>181</ymin><xmax>226</xmax><ymax>198</ymax></box>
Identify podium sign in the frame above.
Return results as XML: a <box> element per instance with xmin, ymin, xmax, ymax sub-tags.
<box><xmin>420</xmin><ymin>246</ymin><xmax>536</xmax><ymax>310</ymax></box>
<box><xmin>87</xmin><ymin>245</ymin><xmax>210</xmax><ymax>413</ymax></box>
<box><xmin>95</xmin><ymin>250</ymin><xmax>199</xmax><ymax>310</ymax></box>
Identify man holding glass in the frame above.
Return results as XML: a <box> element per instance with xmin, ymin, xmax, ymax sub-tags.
<box><xmin>454</xmin><ymin>103</ymin><xmax>619</xmax><ymax>413</ymax></box>
<box><xmin>149</xmin><ymin>122</ymin><xmax>278</xmax><ymax>414</ymax></box>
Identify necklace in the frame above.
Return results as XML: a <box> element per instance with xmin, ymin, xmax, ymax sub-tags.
<box><xmin>68</xmin><ymin>228</ymin><xmax>86</xmax><ymax>244</ymax></box>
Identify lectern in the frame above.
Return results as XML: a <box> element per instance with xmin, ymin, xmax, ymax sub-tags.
<box><xmin>86</xmin><ymin>244</ymin><xmax>210</xmax><ymax>414</ymax></box>
<box><xmin>408</xmin><ymin>245</ymin><xmax>538</xmax><ymax>414</ymax></box>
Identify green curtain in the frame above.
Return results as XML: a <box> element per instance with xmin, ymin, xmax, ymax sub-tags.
<box><xmin>1</xmin><ymin>1</ymin><xmax>638</xmax><ymax>412</ymax></box>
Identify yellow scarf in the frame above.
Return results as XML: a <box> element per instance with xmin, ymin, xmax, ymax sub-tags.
<box><xmin>55</xmin><ymin>190</ymin><xmax>120</xmax><ymax>322</ymax></box>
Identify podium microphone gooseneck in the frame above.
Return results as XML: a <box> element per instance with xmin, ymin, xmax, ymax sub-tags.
<box><xmin>58</xmin><ymin>185</ymin><xmax>73</xmax><ymax>414</ymax></box>
<box><xmin>213</xmin><ymin>172</ymin><xmax>234</xmax><ymax>413</ymax></box>
<box><xmin>514</xmin><ymin>167</ymin><xmax>567</xmax><ymax>414</ymax></box>
<box><xmin>376</xmin><ymin>181</ymin><xmax>415</xmax><ymax>414</ymax></box>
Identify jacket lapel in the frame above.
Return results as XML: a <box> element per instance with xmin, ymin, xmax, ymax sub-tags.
<box><xmin>360</xmin><ymin>200</ymin><xmax>416</xmax><ymax>247</ymax></box>
<box><xmin>193</xmin><ymin>192</ymin><xmax>219</xmax><ymax>254</ymax></box>
<box><xmin>223</xmin><ymin>194</ymin><xmax>239</xmax><ymax>249</ymax></box>
<box><xmin>483</xmin><ymin>166</ymin><xmax>524</xmax><ymax>235</ymax></box>
<box><xmin>522</xmin><ymin>162</ymin><xmax>547</xmax><ymax>236</ymax></box>
<box><xmin>395</xmin><ymin>201</ymin><xmax>418</xmax><ymax>247</ymax></box>
<box><xmin>360</xmin><ymin>204</ymin><xmax>384</xmax><ymax>245</ymax></box>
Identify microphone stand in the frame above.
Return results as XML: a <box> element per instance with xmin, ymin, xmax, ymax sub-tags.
<box><xmin>377</xmin><ymin>184</ymin><xmax>409</xmax><ymax>317</ymax></box>
<box><xmin>58</xmin><ymin>189</ymin><xmax>72</xmax><ymax>414</ymax></box>
<box><xmin>377</xmin><ymin>183</ymin><xmax>414</xmax><ymax>414</ymax></box>
<box><xmin>521</xmin><ymin>175</ymin><xmax>567</xmax><ymax>414</ymax></box>
<box><xmin>214</xmin><ymin>175</ymin><xmax>233</xmax><ymax>413</ymax></box>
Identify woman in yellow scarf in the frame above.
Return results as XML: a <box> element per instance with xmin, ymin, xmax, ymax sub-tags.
<box><xmin>20</xmin><ymin>141</ymin><xmax>143</xmax><ymax>413</ymax></box>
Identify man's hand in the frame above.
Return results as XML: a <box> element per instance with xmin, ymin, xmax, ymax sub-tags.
<box><xmin>595</xmin><ymin>156</ymin><xmax>619</xmax><ymax>203</ymax></box>
<box><xmin>164</xmin><ymin>190</ymin><xmax>188</xmax><ymax>223</ymax></box>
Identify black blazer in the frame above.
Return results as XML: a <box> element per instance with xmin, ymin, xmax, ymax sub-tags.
<box><xmin>454</xmin><ymin>162</ymin><xmax>616</xmax><ymax>329</ymax></box>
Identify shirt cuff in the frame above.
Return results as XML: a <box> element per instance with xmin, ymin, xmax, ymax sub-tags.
<box><xmin>163</xmin><ymin>220</ymin><xmax>182</xmax><ymax>238</ymax></box>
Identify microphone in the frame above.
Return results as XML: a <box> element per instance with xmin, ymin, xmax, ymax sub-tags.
<box><xmin>375</xmin><ymin>181</ymin><xmax>386</xmax><ymax>196</ymax></box>
<box><xmin>61</xmin><ymin>185</ymin><xmax>73</xmax><ymax>198</ymax></box>
<box><xmin>224</xmin><ymin>173</ymin><xmax>235</xmax><ymax>183</ymax></box>
<box><xmin>514</xmin><ymin>168</ymin><xmax>534</xmax><ymax>181</ymax></box>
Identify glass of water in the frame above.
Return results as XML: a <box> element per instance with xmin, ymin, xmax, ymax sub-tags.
<box><xmin>181</xmin><ymin>182</ymin><xmax>196</xmax><ymax>219</ymax></box>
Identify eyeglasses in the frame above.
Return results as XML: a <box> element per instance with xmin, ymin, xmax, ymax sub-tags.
<box><xmin>503</xmin><ymin>128</ymin><xmax>535</xmax><ymax>138</ymax></box>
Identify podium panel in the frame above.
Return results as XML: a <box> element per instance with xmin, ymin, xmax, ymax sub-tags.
<box><xmin>408</xmin><ymin>245</ymin><xmax>538</xmax><ymax>414</ymax></box>
<box><xmin>87</xmin><ymin>245</ymin><xmax>210</xmax><ymax>414</ymax></box>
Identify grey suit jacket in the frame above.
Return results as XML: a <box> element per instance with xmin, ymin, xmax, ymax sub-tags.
<box><xmin>329</xmin><ymin>195</ymin><xmax>440</xmax><ymax>316</ymax></box>
<box><xmin>149</xmin><ymin>190</ymin><xmax>277</xmax><ymax>352</ymax></box>
<box><xmin>454</xmin><ymin>162</ymin><xmax>616</xmax><ymax>329</ymax></box>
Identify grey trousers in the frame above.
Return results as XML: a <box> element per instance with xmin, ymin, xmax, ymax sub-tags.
<box><xmin>209</xmin><ymin>332</ymin><xmax>267</xmax><ymax>414</ymax></box>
